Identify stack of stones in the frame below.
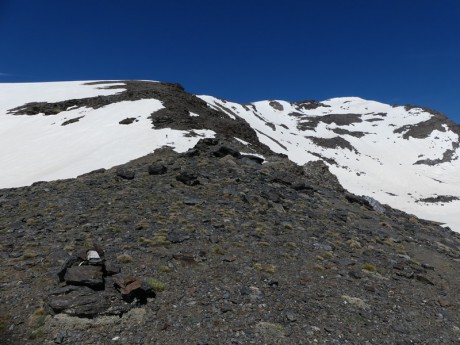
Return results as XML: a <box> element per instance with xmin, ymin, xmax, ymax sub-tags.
<box><xmin>45</xmin><ymin>243</ymin><xmax>155</xmax><ymax>318</ymax></box>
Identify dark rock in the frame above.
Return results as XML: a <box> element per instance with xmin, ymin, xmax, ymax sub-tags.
<box><xmin>331</xmin><ymin>127</ymin><xmax>367</xmax><ymax>138</ymax></box>
<box><xmin>199</xmin><ymin>138</ymin><xmax>219</xmax><ymax>146</ymax></box>
<box><xmin>198</xmin><ymin>338</ymin><xmax>209</xmax><ymax>345</ymax></box>
<box><xmin>303</xmin><ymin>160</ymin><xmax>344</xmax><ymax>192</ymax></box>
<box><xmin>313</xmin><ymin>243</ymin><xmax>333</xmax><ymax>251</ymax></box>
<box><xmin>345</xmin><ymin>193</ymin><xmax>375</xmax><ymax>210</ymax></box>
<box><xmin>167</xmin><ymin>231</ymin><xmax>191</xmax><ymax>243</ymax></box>
<box><xmin>292</xmin><ymin>99</ymin><xmax>330</xmax><ymax>110</ymax></box>
<box><xmin>393</xmin><ymin>262</ymin><xmax>405</xmax><ymax>271</ymax></box>
<box><xmin>297</xmin><ymin>113</ymin><xmax>361</xmax><ymax>131</ymax></box>
<box><xmin>176</xmin><ymin>172</ymin><xmax>200</xmax><ymax>186</ymax></box>
<box><xmin>292</xmin><ymin>181</ymin><xmax>316</xmax><ymax>194</ymax></box>
<box><xmin>364</xmin><ymin>285</ymin><xmax>376</xmax><ymax>293</ymax></box>
<box><xmin>349</xmin><ymin>270</ymin><xmax>362</xmax><ymax>279</ymax></box>
<box><xmin>306</xmin><ymin>136</ymin><xmax>358</xmax><ymax>153</ymax></box>
<box><xmin>416</xmin><ymin>275</ymin><xmax>435</xmax><ymax>285</ymax></box>
<box><xmin>113</xmin><ymin>275</ymin><xmax>140</xmax><ymax>295</ymax></box>
<box><xmin>46</xmin><ymin>285</ymin><xmax>111</xmax><ymax>317</ymax></box>
<box><xmin>240</xmin><ymin>154</ymin><xmax>264</xmax><ymax>164</ymax></box>
<box><xmin>286</xmin><ymin>311</ymin><xmax>297</xmax><ymax>322</ymax></box>
<box><xmin>105</xmin><ymin>262</ymin><xmax>121</xmax><ymax>276</ymax></box>
<box><xmin>78</xmin><ymin>168</ymin><xmax>106</xmax><ymax>177</ymax></box>
<box><xmin>363</xmin><ymin>196</ymin><xmax>386</xmax><ymax>213</ymax></box>
<box><xmin>439</xmin><ymin>308</ymin><xmax>450</xmax><ymax>320</ymax></box>
<box><xmin>267</xmin><ymin>279</ymin><xmax>279</xmax><ymax>288</ymax></box>
<box><xmin>417</xmin><ymin>195</ymin><xmax>459</xmax><ymax>204</ymax></box>
<box><xmin>64</xmin><ymin>265</ymin><xmax>104</xmax><ymax>288</ymax></box>
<box><xmin>438</xmin><ymin>298</ymin><xmax>452</xmax><ymax>307</ymax></box>
<box><xmin>265</xmin><ymin>122</ymin><xmax>276</xmax><ymax>131</ymax></box>
<box><xmin>173</xmin><ymin>252</ymin><xmax>199</xmax><ymax>265</ymax></box>
<box><xmin>54</xmin><ymin>332</ymin><xmax>66</xmax><ymax>344</ymax></box>
<box><xmin>222</xmin><ymin>255</ymin><xmax>237</xmax><ymax>262</ymax></box>
<box><xmin>184</xmin><ymin>198</ymin><xmax>204</xmax><ymax>205</ymax></box>
<box><xmin>240</xmin><ymin>286</ymin><xmax>251</xmax><ymax>296</ymax></box>
<box><xmin>184</xmin><ymin>148</ymin><xmax>200</xmax><ymax>157</ymax></box>
<box><xmin>269</xmin><ymin>101</ymin><xmax>284</xmax><ymax>111</ymax></box>
<box><xmin>395</xmin><ymin>107</ymin><xmax>460</xmax><ymax>141</ymax></box>
<box><xmin>62</xmin><ymin>116</ymin><xmax>84</xmax><ymax>126</ymax></box>
<box><xmin>119</xmin><ymin>117</ymin><xmax>136</xmax><ymax>125</ymax></box>
<box><xmin>148</xmin><ymin>164</ymin><xmax>167</xmax><ymax>175</ymax></box>
<box><xmin>57</xmin><ymin>255</ymin><xmax>84</xmax><ymax>282</ymax></box>
<box><xmin>329</xmin><ymin>209</ymin><xmax>348</xmax><ymax>222</ymax></box>
<box><xmin>116</xmin><ymin>168</ymin><xmax>135</xmax><ymax>180</ymax></box>
<box><xmin>213</xmin><ymin>146</ymin><xmax>241</xmax><ymax>158</ymax></box>
<box><xmin>421</xmin><ymin>263</ymin><xmax>435</xmax><ymax>270</ymax></box>
<box><xmin>113</xmin><ymin>275</ymin><xmax>155</xmax><ymax>303</ymax></box>
<box><xmin>392</xmin><ymin>325</ymin><xmax>410</xmax><ymax>334</ymax></box>
<box><xmin>395</xmin><ymin>270</ymin><xmax>414</xmax><ymax>279</ymax></box>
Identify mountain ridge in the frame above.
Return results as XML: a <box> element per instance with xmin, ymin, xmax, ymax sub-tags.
<box><xmin>1</xmin><ymin>80</ymin><xmax>458</xmax><ymax>231</ymax></box>
<box><xmin>2</xmin><ymin>81</ymin><xmax>460</xmax><ymax>343</ymax></box>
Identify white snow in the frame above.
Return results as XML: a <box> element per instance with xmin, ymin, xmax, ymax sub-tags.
<box><xmin>241</xmin><ymin>152</ymin><xmax>266</xmax><ymax>161</ymax></box>
<box><xmin>198</xmin><ymin>95</ymin><xmax>460</xmax><ymax>232</ymax></box>
<box><xmin>0</xmin><ymin>81</ymin><xmax>215</xmax><ymax>188</ymax></box>
<box><xmin>1</xmin><ymin>81</ymin><xmax>126</xmax><ymax>110</ymax></box>
<box><xmin>1</xmin><ymin>80</ymin><xmax>459</xmax><ymax>232</ymax></box>
<box><xmin>234</xmin><ymin>137</ymin><xmax>250</xmax><ymax>145</ymax></box>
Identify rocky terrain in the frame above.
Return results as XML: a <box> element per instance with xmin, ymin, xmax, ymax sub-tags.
<box><xmin>1</xmin><ymin>137</ymin><xmax>460</xmax><ymax>344</ymax></box>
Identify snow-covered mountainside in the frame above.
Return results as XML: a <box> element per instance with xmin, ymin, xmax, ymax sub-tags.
<box><xmin>1</xmin><ymin>81</ymin><xmax>459</xmax><ymax>231</ymax></box>
<box><xmin>200</xmin><ymin>95</ymin><xmax>460</xmax><ymax>232</ymax></box>
<box><xmin>0</xmin><ymin>81</ymin><xmax>216</xmax><ymax>188</ymax></box>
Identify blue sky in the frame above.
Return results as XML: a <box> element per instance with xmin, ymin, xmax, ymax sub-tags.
<box><xmin>1</xmin><ymin>0</ymin><xmax>459</xmax><ymax>122</ymax></box>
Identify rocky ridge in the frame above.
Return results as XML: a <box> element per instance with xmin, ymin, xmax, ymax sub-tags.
<box><xmin>1</xmin><ymin>138</ymin><xmax>460</xmax><ymax>344</ymax></box>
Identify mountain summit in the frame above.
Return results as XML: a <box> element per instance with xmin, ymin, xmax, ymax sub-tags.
<box><xmin>1</xmin><ymin>80</ymin><xmax>458</xmax><ymax>231</ymax></box>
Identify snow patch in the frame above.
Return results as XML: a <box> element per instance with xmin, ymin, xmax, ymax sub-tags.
<box><xmin>0</xmin><ymin>85</ymin><xmax>216</xmax><ymax>188</ymax></box>
<box><xmin>235</xmin><ymin>137</ymin><xmax>250</xmax><ymax>145</ymax></box>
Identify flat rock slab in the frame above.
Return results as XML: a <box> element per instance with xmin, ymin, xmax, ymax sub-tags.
<box><xmin>64</xmin><ymin>265</ymin><xmax>104</xmax><ymax>288</ymax></box>
<box><xmin>113</xmin><ymin>275</ymin><xmax>155</xmax><ymax>303</ymax></box>
<box><xmin>46</xmin><ymin>284</ymin><xmax>133</xmax><ymax>318</ymax></box>
<box><xmin>47</xmin><ymin>285</ymin><xmax>111</xmax><ymax>317</ymax></box>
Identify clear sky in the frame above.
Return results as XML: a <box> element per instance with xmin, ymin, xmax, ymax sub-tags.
<box><xmin>1</xmin><ymin>0</ymin><xmax>459</xmax><ymax>122</ymax></box>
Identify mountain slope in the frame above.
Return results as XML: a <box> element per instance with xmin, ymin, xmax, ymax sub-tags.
<box><xmin>1</xmin><ymin>138</ymin><xmax>460</xmax><ymax>344</ymax></box>
<box><xmin>1</xmin><ymin>80</ymin><xmax>459</xmax><ymax>231</ymax></box>
<box><xmin>198</xmin><ymin>96</ymin><xmax>460</xmax><ymax>232</ymax></box>
<box><xmin>0</xmin><ymin>81</ymin><xmax>215</xmax><ymax>188</ymax></box>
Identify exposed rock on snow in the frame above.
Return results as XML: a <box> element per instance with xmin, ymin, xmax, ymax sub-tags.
<box><xmin>1</xmin><ymin>80</ymin><xmax>459</xmax><ymax>231</ymax></box>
